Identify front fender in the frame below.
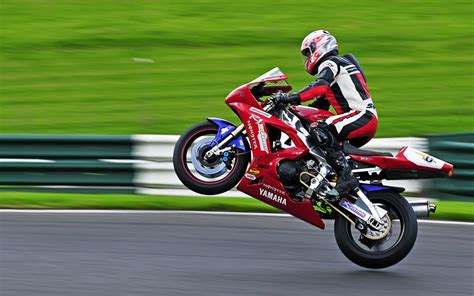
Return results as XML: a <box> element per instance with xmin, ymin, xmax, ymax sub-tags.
<box><xmin>207</xmin><ymin>117</ymin><xmax>249</xmax><ymax>152</ymax></box>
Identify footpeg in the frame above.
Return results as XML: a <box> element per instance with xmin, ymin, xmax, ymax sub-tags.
<box><xmin>301</xmin><ymin>164</ymin><xmax>331</xmax><ymax>200</ymax></box>
<box><xmin>304</xmin><ymin>177</ymin><xmax>319</xmax><ymax>199</ymax></box>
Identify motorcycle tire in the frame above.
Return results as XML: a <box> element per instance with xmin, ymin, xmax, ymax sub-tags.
<box><xmin>334</xmin><ymin>190</ymin><xmax>418</xmax><ymax>269</ymax></box>
<box><xmin>173</xmin><ymin>121</ymin><xmax>249</xmax><ymax>195</ymax></box>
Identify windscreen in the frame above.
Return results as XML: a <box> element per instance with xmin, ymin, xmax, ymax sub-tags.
<box><xmin>249</xmin><ymin>67</ymin><xmax>287</xmax><ymax>83</ymax></box>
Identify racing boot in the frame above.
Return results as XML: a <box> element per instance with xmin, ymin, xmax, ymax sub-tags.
<box><xmin>326</xmin><ymin>150</ymin><xmax>359</xmax><ymax>201</ymax></box>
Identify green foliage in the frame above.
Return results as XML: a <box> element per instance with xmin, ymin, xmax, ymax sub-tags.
<box><xmin>0</xmin><ymin>192</ymin><xmax>472</xmax><ymax>221</ymax></box>
<box><xmin>0</xmin><ymin>0</ymin><xmax>473</xmax><ymax>136</ymax></box>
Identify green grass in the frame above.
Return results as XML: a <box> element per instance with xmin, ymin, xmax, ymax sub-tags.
<box><xmin>0</xmin><ymin>192</ymin><xmax>472</xmax><ymax>221</ymax></box>
<box><xmin>1</xmin><ymin>0</ymin><xmax>473</xmax><ymax>136</ymax></box>
<box><xmin>0</xmin><ymin>192</ymin><xmax>280</xmax><ymax>213</ymax></box>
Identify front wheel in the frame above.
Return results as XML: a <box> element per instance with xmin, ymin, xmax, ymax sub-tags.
<box><xmin>334</xmin><ymin>191</ymin><xmax>418</xmax><ymax>269</ymax></box>
<box><xmin>173</xmin><ymin>121</ymin><xmax>249</xmax><ymax>195</ymax></box>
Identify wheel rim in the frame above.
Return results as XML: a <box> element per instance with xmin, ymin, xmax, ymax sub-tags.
<box><xmin>346</xmin><ymin>198</ymin><xmax>406</xmax><ymax>254</ymax></box>
<box><xmin>191</xmin><ymin>137</ymin><xmax>227</xmax><ymax>178</ymax></box>
<box><xmin>180</xmin><ymin>128</ymin><xmax>240</xmax><ymax>184</ymax></box>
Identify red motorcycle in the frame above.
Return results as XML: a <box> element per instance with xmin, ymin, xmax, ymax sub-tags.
<box><xmin>173</xmin><ymin>68</ymin><xmax>454</xmax><ymax>268</ymax></box>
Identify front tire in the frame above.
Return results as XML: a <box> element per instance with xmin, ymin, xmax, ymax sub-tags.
<box><xmin>334</xmin><ymin>191</ymin><xmax>418</xmax><ymax>269</ymax></box>
<box><xmin>173</xmin><ymin>121</ymin><xmax>249</xmax><ymax>195</ymax></box>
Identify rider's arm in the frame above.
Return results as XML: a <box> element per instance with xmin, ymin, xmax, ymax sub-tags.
<box><xmin>296</xmin><ymin>60</ymin><xmax>339</xmax><ymax>102</ymax></box>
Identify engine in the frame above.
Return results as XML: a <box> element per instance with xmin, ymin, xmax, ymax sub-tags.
<box><xmin>277</xmin><ymin>160</ymin><xmax>301</xmax><ymax>186</ymax></box>
<box><xmin>277</xmin><ymin>159</ymin><xmax>334</xmax><ymax>200</ymax></box>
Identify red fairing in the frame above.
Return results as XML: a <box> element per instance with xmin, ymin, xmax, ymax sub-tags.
<box><xmin>225</xmin><ymin>85</ymin><xmax>262</xmax><ymax>110</ymax></box>
<box><xmin>238</xmin><ymin>161</ymin><xmax>326</xmax><ymax>229</ymax></box>
<box><xmin>289</xmin><ymin>105</ymin><xmax>334</xmax><ymax>122</ymax></box>
<box><xmin>350</xmin><ymin>147</ymin><xmax>454</xmax><ymax>172</ymax></box>
<box><xmin>228</xmin><ymin>96</ymin><xmax>325</xmax><ymax>229</ymax></box>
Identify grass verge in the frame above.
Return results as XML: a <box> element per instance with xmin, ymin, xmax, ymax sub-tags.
<box><xmin>0</xmin><ymin>192</ymin><xmax>472</xmax><ymax>222</ymax></box>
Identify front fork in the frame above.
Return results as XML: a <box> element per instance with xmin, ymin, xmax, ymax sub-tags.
<box><xmin>205</xmin><ymin>103</ymin><xmax>276</xmax><ymax>160</ymax></box>
<box><xmin>204</xmin><ymin>123</ymin><xmax>246</xmax><ymax>160</ymax></box>
<box><xmin>338</xmin><ymin>190</ymin><xmax>388</xmax><ymax>230</ymax></box>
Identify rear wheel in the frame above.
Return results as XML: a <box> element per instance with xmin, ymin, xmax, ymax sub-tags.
<box><xmin>334</xmin><ymin>191</ymin><xmax>418</xmax><ymax>269</ymax></box>
<box><xmin>173</xmin><ymin>121</ymin><xmax>249</xmax><ymax>195</ymax></box>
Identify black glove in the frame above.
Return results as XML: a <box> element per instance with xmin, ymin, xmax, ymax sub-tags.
<box><xmin>272</xmin><ymin>92</ymin><xmax>301</xmax><ymax>106</ymax></box>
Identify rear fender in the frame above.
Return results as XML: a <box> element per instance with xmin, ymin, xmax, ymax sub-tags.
<box><xmin>359</xmin><ymin>183</ymin><xmax>405</xmax><ymax>194</ymax></box>
<box><xmin>207</xmin><ymin>118</ymin><xmax>249</xmax><ymax>152</ymax></box>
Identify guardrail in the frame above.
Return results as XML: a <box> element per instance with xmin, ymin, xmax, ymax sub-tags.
<box><xmin>0</xmin><ymin>135</ymin><xmax>428</xmax><ymax>194</ymax></box>
<box><xmin>429</xmin><ymin>133</ymin><xmax>473</xmax><ymax>200</ymax></box>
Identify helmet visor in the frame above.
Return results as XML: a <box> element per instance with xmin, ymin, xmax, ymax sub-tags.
<box><xmin>301</xmin><ymin>46</ymin><xmax>313</xmax><ymax>64</ymax></box>
<box><xmin>301</xmin><ymin>42</ymin><xmax>316</xmax><ymax>63</ymax></box>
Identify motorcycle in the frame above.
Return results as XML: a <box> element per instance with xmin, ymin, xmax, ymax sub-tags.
<box><xmin>173</xmin><ymin>67</ymin><xmax>454</xmax><ymax>269</ymax></box>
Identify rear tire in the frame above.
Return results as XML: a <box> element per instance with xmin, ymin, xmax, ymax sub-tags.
<box><xmin>173</xmin><ymin>121</ymin><xmax>249</xmax><ymax>195</ymax></box>
<box><xmin>334</xmin><ymin>191</ymin><xmax>418</xmax><ymax>269</ymax></box>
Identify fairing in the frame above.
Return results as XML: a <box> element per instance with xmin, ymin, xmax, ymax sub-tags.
<box><xmin>350</xmin><ymin>146</ymin><xmax>454</xmax><ymax>173</ymax></box>
<box><xmin>289</xmin><ymin>105</ymin><xmax>334</xmax><ymax>122</ymax></box>
<box><xmin>230</xmin><ymin>102</ymin><xmax>325</xmax><ymax>229</ymax></box>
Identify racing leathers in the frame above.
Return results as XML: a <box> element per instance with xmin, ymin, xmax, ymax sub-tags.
<box><xmin>279</xmin><ymin>55</ymin><xmax>378</xmax><ymax>198</ymax></box>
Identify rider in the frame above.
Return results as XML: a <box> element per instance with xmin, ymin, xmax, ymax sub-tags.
<box><xmin>273</xmin><ymin>30</ymin><xmax>378</xmax><ymax>199</ymax></box>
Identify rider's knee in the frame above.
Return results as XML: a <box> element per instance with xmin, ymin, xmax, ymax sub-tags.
<box><xmin>309</xmin><ymin>122</ymin><xmax>338</xmax><ymax>150</ymax></box>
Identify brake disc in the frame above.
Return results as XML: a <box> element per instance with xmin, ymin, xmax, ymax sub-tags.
<box><xmin>191</xmin><ymin>137</ymin><xmax>227</xmax><ymax>178</ymax></box>
<box><xmin>363</xmin><ymin>213</ymin><xmax>392</xmax><ymax>240</ymax></box>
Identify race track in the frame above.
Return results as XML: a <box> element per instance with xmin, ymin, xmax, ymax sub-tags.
<box><xmin>1</xmin><ymin>211</ymin><xmax>472</xmax><ymax>296</ymax></box>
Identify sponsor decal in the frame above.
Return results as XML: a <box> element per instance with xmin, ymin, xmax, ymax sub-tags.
<box><xmin>249</xmin><ymin>114</ymin><xmax>269</xmax><ymax>153</ymax></box>
<box><xmin>249</xmin><ymin>114</ymin><xmax>262</xmax><ymax>124</ymax></box>
<box><xmin>339</xmin><ymin>199</ymin><xmax>367</xmax><ymax>219</ymax></box>
<box><xmin>414</xmin><ymin>150</ymin><xmax>434</xmax><ymax>163</ymax></box>
<box><xmin>246</xmin><ymin>120</ymin><xmax>258</xmax><ymax>150</ymax></box>
<box><xmin>403</xmin><ymin>147</ymin><xmax>443</xmax><ymax>169</ymax></box>
<box><xmin>259</xmin><ymin>188</ymin><xmax>287</xmax><ymax>206</ymax></box>
<box><xmin>257</xmin><ymin>123</ymin><xmax>269</xmax><ymax>153</ymax></box>
<box><xmin>250</xmin><ymin>107</ymin><xmax>271</xmax><ymax>118</ymax></box>
<box><xmin>262</xmin><ymin>183</ymin><xmax>286</xmax><ymax>196</ymax></box>
<box><xmin>220</xmin><ymin>126</ymin><xmax>230</xmax><ymax>135</ymax></box>
<box><xmin>249</xmin><ymin>168</ymin><xmax>260</xmax><ymax>175</ymax></box>
<box><xmin>245</xmin><ymin>173</ymin><xmax>256</xmax><ymax>180</ymax></box>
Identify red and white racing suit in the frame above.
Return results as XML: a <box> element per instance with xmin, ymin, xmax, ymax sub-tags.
<box><xmin>297</xmin><ymin>55</ymin><xmax>378</xmax><ymax>147</ymax></box>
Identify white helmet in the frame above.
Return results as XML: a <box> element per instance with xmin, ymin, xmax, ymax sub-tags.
<box><xmin>301</xmin><ymin>30</ymin><xmax>338</xmax><ymax>75</ymax></box>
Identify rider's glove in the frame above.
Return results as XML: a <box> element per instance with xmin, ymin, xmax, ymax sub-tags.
<box><xmin>272</xmin><ymin>92</ymin><xmax>301</xmax><ymax>106</ymax></box>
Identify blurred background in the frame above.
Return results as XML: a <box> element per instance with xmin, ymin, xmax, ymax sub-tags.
<box><xmin>0</xmin><ymin>2</ymin><xmax>473</xmax><ymax>295</ymax></box>
<box><xmin>0</xmin><ymin>0</ymin><xmax>472</xmax><ymax>136</ymax></box>
<box><xmin>0</xmin><ymin>0</ymin><xmax>472</xmax><ymax>210</ymax></box>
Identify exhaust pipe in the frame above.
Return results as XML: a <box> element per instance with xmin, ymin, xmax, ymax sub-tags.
<box><xmin>409</xmin><ymin>200</ymin><xmax>437</xmax><ymax>218</ymax></box>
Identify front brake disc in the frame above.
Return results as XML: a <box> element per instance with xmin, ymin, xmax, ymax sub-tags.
<box><xmin>191</xmin><ymin>137</ymin><xmax>227</xmax><ymax>178</ymax></box>
<box><xmin>362</xmin><ymin>213</ymin><xmax>392</xmax><ymax>240</ymax></box>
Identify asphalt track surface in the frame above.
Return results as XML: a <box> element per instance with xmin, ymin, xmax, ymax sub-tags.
<box><xmin>1</xmin><ymin>211</ymin><xmax>473</xmax><ymax>296</ymax></box>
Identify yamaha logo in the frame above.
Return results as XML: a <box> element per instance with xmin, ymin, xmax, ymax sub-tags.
<box><xmin>259</xmin><ymin>188</ymin><xmax>287</xmax><ymax>206</ymax></box>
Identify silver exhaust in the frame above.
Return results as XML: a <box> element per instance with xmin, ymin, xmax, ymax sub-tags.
<box><xmin>409</xmin><ymin>200</ymin><xmax>437</xmax><ymax>218</ymax></box>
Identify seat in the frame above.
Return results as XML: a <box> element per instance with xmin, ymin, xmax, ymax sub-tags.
<box><xmin>343</xmin><ymin>142</ymin><xmax>393</xmax><ymax>157</ymax></box>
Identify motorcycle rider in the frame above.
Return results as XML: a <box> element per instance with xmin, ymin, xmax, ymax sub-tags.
<box><xmin>273</xmin><ymin>30</ymin><xmax>378</xmax><ymax>199</ymax></box>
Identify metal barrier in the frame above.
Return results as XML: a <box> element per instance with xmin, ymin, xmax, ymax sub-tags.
<box><xmin>0</xmin><ymin>135</ymin><xmax>428</xmax><ymax>193</ymax></box>
<box><xmin>429</xmin><ymin>133</ymin><xmax>474</xmax><ymax>200</ymax></box>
